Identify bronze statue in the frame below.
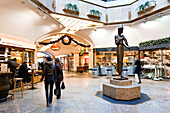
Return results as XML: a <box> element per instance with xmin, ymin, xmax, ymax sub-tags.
<box><xmin>115</xmin><ymin>26</ymin><xmax>130</xmax><ymax>78</ymax></box>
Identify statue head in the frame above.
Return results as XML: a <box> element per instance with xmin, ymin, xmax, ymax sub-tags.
<box><xmin>118</xmin><ymin>26</ymin><xmax>123</xmax><ymax>35</ymax></box>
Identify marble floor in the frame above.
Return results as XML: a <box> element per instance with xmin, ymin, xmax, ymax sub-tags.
<box><xmin>1</xmin><ymin>71</ymin><xmax>170</xmax><ymax>113</ymax></box>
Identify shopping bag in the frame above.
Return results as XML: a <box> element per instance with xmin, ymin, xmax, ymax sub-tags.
<box><xmin>61</xmin><ymin>82</ymin><xmax>65</xmax><ymax>90</ymax></box>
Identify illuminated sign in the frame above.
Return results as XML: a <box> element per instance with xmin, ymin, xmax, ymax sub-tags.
<box><xmin>51</xmin><ymin>44</ymin><xmax>60</xmax><ymax>51</ymax></box>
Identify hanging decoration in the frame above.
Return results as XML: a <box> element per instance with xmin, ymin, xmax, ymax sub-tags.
<box><xmin>39</xmin><ymin>35</ymin><xmax>91</xmax><ymax>47</ymax></box>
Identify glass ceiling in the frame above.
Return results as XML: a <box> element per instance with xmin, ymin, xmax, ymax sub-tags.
<box><xmin>51</xmin><ymin>13</ymin><xmax>104</xmax><ymax>33</ymax></box>
<box><xmin>101</xmin><ymin>0</ymin><xmax>116</xmax><ymax>2</ymax></box>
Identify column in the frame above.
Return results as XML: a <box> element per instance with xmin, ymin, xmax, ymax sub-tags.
<box><xmin>73</xmin><ymin>52</ymin><xmax>79</xmax><ymax>72</ymax></box>
<box><xmin>34</xmin><ymin>48</ymin><xmax>38</xmax><ymax>69</ymax></box>
<box><xmin>88</xmin><ymin>48</ymin><xmax>93</xmax><ymax>69</ymax></box>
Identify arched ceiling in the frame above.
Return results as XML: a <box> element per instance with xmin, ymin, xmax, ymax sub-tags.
<box><xmin>37</xmin><ymin>32</ymin><xmax>94</xmax><ymax>46</ymax></box>
<box><xmin>0</xmin><ymin>0</ymin><xmax>64</xmax><ymax>43</ymax></box>
<box><xmin>37</xmin><ymin>32</ymin><xmax>93</xmax><ymax>56</ymax></box>
<box><xmin>45</xmin><ymin>42</ymin><xmax>79</xmax><ymax>56</ymax></box>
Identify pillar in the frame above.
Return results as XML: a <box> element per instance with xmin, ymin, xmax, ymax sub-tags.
<box><xmin>88</xmin><ymin>48</ymin><xmax>93</xmax><ymax>69</ymax></box>
<box><xmin>73</xmin><ymin>52</ymin><xmax>79</xmax><ymax>72</ymax></box>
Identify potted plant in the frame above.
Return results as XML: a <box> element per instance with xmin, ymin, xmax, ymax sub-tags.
<box><xmin>136</xmin><ymin>0</ymin><xmax>156</xmax><ymax>15</ymax></box>
<box><xmin>63</xmin><ymin>3</ymin><xmax>79</xmax><ymax>15</ymax></box>
<box><xmin>87</xmin><ymin>9</ymin><xmax>102</xmax><ymax>19</ymax></box>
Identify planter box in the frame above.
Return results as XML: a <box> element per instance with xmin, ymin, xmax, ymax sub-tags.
<box><xmin>139</xmin><ymin>43</ymin><xmax>170</xmax><ymax>50</ymax></box>
<box><xmin>63</xmin><ymin>9</ymin><xmax>79</xmax><ymax>15</ymax></box>
<box><xmin>137</xmin><ymin>6</ymin><xmax>155</xmax><ymax>15</ymax></box>
<box><xmin>87</xmin><ymin>14</ymin><xmax>100</xmax><ymax>19</ymax></box>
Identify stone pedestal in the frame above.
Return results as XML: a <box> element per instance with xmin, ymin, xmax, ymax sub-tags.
<box><xmin>110</xmin><ymin>79</ymin><xmax>132</xmax><ymax>86</ymax></box>
<box><xmin>103</xmin><ymin>79</ymin><xmax>141</xmax><ymax>100</ymax></box>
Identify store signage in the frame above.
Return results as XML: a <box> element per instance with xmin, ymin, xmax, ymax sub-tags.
<box><xmin>0</xmin><ymin>36</ymin><xmax>35</xmax><ymax>49</ymax></box>
<box><xmin>51</xmin><ymin>44</ymin><xmax>60</xmax><ymax>51</ymax></box>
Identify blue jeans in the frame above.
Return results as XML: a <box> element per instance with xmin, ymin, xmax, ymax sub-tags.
<box><xmin>45</xmin><ymin>79</ymin><xmax>54</xmax><ymax>103</ymax></box>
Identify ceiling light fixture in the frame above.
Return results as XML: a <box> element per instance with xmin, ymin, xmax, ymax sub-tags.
<box><xmin>143</xmin><ymin>19</ymin><xmax>147</xmax><ymax>24</ymax></box>
<box><xmin>158</xmin><ymin>13</ymin><xmax>163</xmax><ymax>18</ymax></box>
<box><xmin>94</xmin><ymin>26</ymin><xmax>97</xmax><ymax>31</ymax></box>
<box><xmin>42</xmin><ymin>14</ymin><xmax>47</xmax><ymax>19</ymax></box>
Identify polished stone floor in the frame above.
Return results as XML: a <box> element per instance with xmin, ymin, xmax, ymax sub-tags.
<box><xmin>1</xmin><ymin>71</ymin><xmax>170</xmax><ymax>113</ymax></box>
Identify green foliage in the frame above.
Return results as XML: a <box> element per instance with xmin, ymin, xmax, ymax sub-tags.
<box><xmin>89</xmin><ymin>9</ymin><xmax>102</xmax><ymax>16</ymax></box>
<box><xmin>80</xmin><ymin>48</ymin><xmax>86</xmax><ymax>54</ymax></box>
<box><xmin>64</xmin><ymin>3</ymin><xmax>79</xmax><ymax>13</ymax></box>
<box><xmin>139</xmin><ymin>37</ymin><xmax>170</xmax><ymax>47</ymax></box>
<box><xmin>136</xmin><ymin>0</ymin><xmax>156</xmax><ymax>13</ymax></box>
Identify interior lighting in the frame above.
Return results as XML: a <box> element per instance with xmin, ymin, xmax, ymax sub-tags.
<box><xmin>158</xmin><ymin>13</ymin><xmax>163</xmax><ymax>18</ymax></box>
<box><xmin>42</xmin><ymin>14</ymin><xmax>47</xmax><ymax>19</ymax></box>
<box><xmin>94</xmin><ymin>26</ymin><xmax>97</xmax><ymax>31</ymax></box>
<box><xmin>143</xmin><ymin>19</ymin><xmax>147</xmax><ymax>24</ymax></box>
<box><xmin>38</xmin><ymin>9</ymin><xmax>43</xmax><ymax>16</ymax></box>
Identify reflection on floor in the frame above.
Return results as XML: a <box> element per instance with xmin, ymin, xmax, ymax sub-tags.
<box><xmin>0</xmin><ymin>71</ymin><xmax>170</xmax><ymax>113</ymax></box>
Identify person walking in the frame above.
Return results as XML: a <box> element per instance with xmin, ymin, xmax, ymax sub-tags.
<box><xmin>40</xmin><ymin>56</ymin><xmax>55</xmax><ymax>107</ymax></box>
<box><xmin>134</xmin><ymin>58</ymin><xmax>142</xmax><ymax>84</ymax></box>
<box><xmin>54</xmin><ymin>58</ymin><xmax>63</xmax><ymax>99</ymax></box>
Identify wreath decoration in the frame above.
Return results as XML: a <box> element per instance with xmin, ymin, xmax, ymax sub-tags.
<box><xmin>39</xmin><ymin>35</ymin><xmax>90</xmax><ymax>47</ymax></box>
<box><xmin>61</xmin><ymin>35</ymin><xmax>72</xmax><ymax>45</ymax></box>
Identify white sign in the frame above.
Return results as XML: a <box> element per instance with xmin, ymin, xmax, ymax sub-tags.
<box><xmin>31</xmin><ymin>64</ymin><xmax>36</xmax><ymax>70</ymax></box>
<box><xmin>1</xmin><ymin>64</ymin><xmax>8</xmax><ymax>72</ymax></box>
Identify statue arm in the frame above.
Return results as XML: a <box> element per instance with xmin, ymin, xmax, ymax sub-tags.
<box><xmin>123</xmin><ymin>36</ymin><xmax>130</xmax><ymax>50</ymax></box>
<box><xmin>115</xmin><ymin>35</ymin><xmax>122</xmax><ymax>45</ymax></box>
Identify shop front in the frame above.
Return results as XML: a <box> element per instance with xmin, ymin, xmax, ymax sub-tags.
<box><xmin>94</xmin><ymin>47</ymin><xmax>139</xmax><ymax>76</ymax></box>
<box><xmin>140</xmin><ymin>43</ymin><xmax>170</xmax><ymax>80</ymax></box>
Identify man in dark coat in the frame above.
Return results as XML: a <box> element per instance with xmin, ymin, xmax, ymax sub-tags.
<box><xmin>40</xmin><ymin>56</ymin><xmax>55</xmax><ymax>107</ymax></box>
<box><xmin>18</xmin><ymin>61</ymin><xmax>30</xmax><ymax>83</ymax></box>
<box><xmin>7</xmin><ymin>58</ymin><xmax>19</xmax><ymax>88</ymax></box>
<box><xmin>54</xmin><ymin>58</ymin><xmax>64</xmax><ymax>99</ymax></box>
<box><xmin>134</xmin><ymin>58</ymin><xmax>142</xmax><ymax>84</ymax></box>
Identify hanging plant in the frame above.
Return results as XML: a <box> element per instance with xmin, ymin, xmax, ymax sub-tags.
<box><xmin>136</xmin><ymin>0</ymin><xmax>156</xmax><ymax>15</ymax></box>
<box><xmin>63</xmin><ymin>3</ymin><xmax>79</xmax><ymax>15</ymax></box>
<box><xmin>87</xmin><ymin>9</ymin><xmax>102</xmax><ymax>19</ymax></box>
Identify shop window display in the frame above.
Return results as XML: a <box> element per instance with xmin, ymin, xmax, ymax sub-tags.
<box><xmin>140</xmin><ymin>49</ymin><xmax>170</xmax><ymax>79</ymax></box>
<box><xmin>95</xmin><ymin>50</ymin><xmax>138</xmax><ymax>76</ymax></box>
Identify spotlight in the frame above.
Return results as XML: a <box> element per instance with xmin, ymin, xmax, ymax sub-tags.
<box><xmin>42</xmin><ymin>14</ymin><xmax>47</xmax><ymax>19</ymax></box>
<box><xmin>38</xmin><ymin>9</ymin><xmax>43</xmax><ymax>16</ymax></box>
<box><xmin>59</xmin><ymin>25</ymin><xmax>63</xmax><ymax>28</ymax></box>
<box><xmin>158</xmin><ymin>13</ymin><xmax>163</xmax><ymax>18</ymax></box>
<box><xmin>94</xmin><ymin>26</ymin><xmax>97</xmax><ymax>31</ymax></box>
<box><xmin>143</xmin><ymin>19</ymin><xmax>147</xmax><ymax>24</ymax></box>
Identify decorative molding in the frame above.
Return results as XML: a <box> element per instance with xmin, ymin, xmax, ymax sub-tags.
<box><xmin>79</xmin><ymin>0</ymin><xmax>139</xmax><ymax>9</ymax></box>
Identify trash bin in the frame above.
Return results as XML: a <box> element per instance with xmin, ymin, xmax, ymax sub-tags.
<box><xmin>88</xmin><ymin>68</ymin><xmax>93</xmax><ymax>76</ymax></box>
<box><xmin>122</xmin><ymin>68</ymin><xmax>128</xmax><ymax>77</ymax></box>
<box><xmin>106</xmin><ymin>68</ymin><xmax>112</xmax><ymax>77</ymax></box>
<box><xmin>93</xmin><ymin>68</ymin><xmax>98</xmax><ymax>77</ymax></box>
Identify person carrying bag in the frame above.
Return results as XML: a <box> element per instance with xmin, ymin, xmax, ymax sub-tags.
<box><xmin>40</xmin><ymin>56</ymin><xmax>55</xmax><ymax>107</ymax></box>
<box><xmin>54</xmin><ymin>58</ymin><xmax>64</xmax><ymax>99</ymax></box>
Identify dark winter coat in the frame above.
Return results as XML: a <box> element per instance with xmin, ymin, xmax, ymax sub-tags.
<box><xmin>134</xmin><ymin>59</ymin><xmax>141</xmax><ymax>74</ymax></box>
<box><xmin>7</xmin><ymin>60</ymin><xmax>19</xmax><ymax>74</ymax></box>
<box><xmin>55</xmin><ymin>62</ymin><xmax>63</xmax><ymax>82</ymax></box>
<box><xmin>18</xmin><ymin>63</ymin><xmax>29</xmax><ymax>82</ymax></box>
<box><xmin>41</xmin><ymin>61</ymin><xmax>55</xmax><ymax>81</ymax></box>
